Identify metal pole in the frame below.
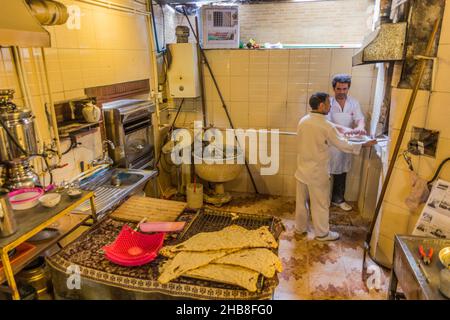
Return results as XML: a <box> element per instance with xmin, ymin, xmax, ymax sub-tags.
<box><xmin>195</xmin><ymin>16</ymin><xmax>208</xmax><ymax>127</ymax></box>
<box><xmin>182</xmin><ymin>7</ymin><xmax>259</xmax><ymax>194</ymax></box>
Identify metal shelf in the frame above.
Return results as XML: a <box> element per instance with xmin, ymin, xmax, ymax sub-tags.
<box><xmin>0</xmin><ymin>213</ymin><xmax>90</xmax><ymax>285</ymax></box>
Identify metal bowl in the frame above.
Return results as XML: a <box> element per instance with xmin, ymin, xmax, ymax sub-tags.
<box><xmin>28</xmin><ymin>228</ymin><xmax>60</xmax><ymax>243</ymax></box>
<box><xmin>439</xmin><ymin>247</ymin><xmax>450</xmax><ymax>268</ymax></box>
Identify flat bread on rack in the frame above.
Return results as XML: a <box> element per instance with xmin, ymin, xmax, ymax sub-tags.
<box><xmin>213</xmin><ymin>248</ymin><xmax>282</xmax><ymax>278</ymax></box>
<box><xmin>161</xmin><ymin>225</ymin><xmax>277</xmax><ymax>255</ymax></box>
<box><xmin>158</xmin><ymin>249</ymin><xmax>239</xmax><ymax>284</ymax></box>
<box><xmin>183</xmin><ymin>264</ymin><xmax>260</xmax><ymax>292</ymax></box>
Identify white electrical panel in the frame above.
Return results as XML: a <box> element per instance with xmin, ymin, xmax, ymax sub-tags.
<box><xmin>199</xmin><ymin>5</ymin><xmax>239</xmax><ymax>49</ymax></box>
<box><xmin>167</xmin><ymin>43</ymin><xmax>200</xmax><ymax>98</ymax></box>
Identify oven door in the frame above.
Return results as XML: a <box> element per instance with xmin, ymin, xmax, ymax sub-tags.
<box><xmin>123</xmin><ymin>119</ymin><xmax>154</xmax><ymax>168</ymax></box>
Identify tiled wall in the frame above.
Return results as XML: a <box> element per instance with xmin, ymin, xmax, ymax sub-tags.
<box><xmin>373</xmin><ymin>0</ymin><xmax>450</xmax><ymax>264</ymax></box>
<box><xmin>239</xmin><ymin>0</ymin><xmax>375</xmax><ymax>44</ymax></box>
<box><xmin>0</xmin><ymin>0</ymin><xmax>151</xmax><ymax>184</ymax></box>
<box><xmin>155</xmin><ymin>1</ymin><xmax>375</xmax><ymax>46</ymax></box>
<box><xmin>165</xmin><ymin>48</ymin><xmax>377</xmax><ymax>198</ymax></box>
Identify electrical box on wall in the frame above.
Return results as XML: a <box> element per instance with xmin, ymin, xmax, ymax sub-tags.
<box><xmin>167</xmin><ymin>43</ymin><xmax>200</xmax><ymax>98</ymax></box>
<box><xmin>408</xmin><ymin>127</ymin><xmax>440</xmax><ymax>157</ymax></box>
<box><xmin>199</xmin><ymin>5</ymin><xmax>239</xmax><ymax>49</ymax></box>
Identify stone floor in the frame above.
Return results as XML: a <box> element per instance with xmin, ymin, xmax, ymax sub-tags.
<box><xmin>210</xmin><ymin>192</ymin><xmax>391</xmax><ymax>300</ymax></box>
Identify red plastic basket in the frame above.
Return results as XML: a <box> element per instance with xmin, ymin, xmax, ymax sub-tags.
<box><xmin>102</xmin><ymin>225</ymin><xmax>165</xmax><ymax>266</ymax></box>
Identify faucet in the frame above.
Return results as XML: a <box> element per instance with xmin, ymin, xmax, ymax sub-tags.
<box><xmin>91</xmin><ymin>140</ymin><xmax>115</xmax><ymax>166</ymax></box>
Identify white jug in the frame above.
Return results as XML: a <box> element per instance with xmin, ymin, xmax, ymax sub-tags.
<box><xmin>82</xmin><ymin>102</ymin><xmax>101</xmax><ymax>123</ymax></box>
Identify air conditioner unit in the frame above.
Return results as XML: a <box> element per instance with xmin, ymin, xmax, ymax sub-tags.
<box><xmin>199</xmin><ymin>5</ymin><xmax>239</xmax><ymax>49</ymax></box>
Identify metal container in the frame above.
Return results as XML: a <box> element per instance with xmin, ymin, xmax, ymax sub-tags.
<box><xmin>0</xmin><ymin>108</ymin><xmax>38</xmax><ymax>161</ymax></box>
<box><xmin>0</xmin><ymin>194</ymin><xmax>17</xmax><ymax>238</ymax></box>
<box><xmin>17</xmin><ymin>257</ymin><xmax>51</xmax><ymax>298</ymax></box>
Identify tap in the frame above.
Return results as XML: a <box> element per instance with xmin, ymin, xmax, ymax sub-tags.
<box><xmin>91</xmin><ymin>140</ymin><xmax>115</xmax><ymax>166</ymax></box>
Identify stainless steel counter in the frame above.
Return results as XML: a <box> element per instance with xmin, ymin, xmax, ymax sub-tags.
<box><xmin>72</xmin><ymin>168</ymin><xmax>158</xmax><ymax>219</ymax></box>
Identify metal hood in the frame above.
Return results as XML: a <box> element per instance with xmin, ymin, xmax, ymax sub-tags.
<box><xmin>0</xmin><ymin>0</ymin><xmax>51</xmax><ymax>47</ymax></box>
<box><xmin>352</xmin><ymin>22</ymin><xmax>407</xmax><ymax>66</ymax></box>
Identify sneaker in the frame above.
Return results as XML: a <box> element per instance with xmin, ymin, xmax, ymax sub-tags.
<box><xmin>294</xmin><ymin>230</ymin><xmax>308</xmax><ymax>240</ymax></box>
<box><xmin>332</xmin><ymin>201</ymin><xmax>353</xmax><ymax>212</ymax></box>
<box><xmin>315</xmin><ymin>231</ymin><xmax>340</xmax><ymax>241</ymax></box>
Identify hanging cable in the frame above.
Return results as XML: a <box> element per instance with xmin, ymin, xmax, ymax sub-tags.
<box><xmin>428</xmin><ymin>157</ymin><xmax>450</xmax><ymax>186</ymax></box>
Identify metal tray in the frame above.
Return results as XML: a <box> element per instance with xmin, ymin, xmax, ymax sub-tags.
<box><xmin>177</xmin><ymin>208</ymin><xmax>276</xmax><ymax>242</ymax></box>
<box><xmin>176</xmin><ymin>208</ymin><xmax>278</xmax><ymax>292</ymax></box>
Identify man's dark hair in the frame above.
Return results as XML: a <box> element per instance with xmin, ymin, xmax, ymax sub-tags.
<box><xmin>332</xmin><ymin>74</ymin><xmax>352</xmax><ymax>88</ymax></box>
<box><xmin>309</xmin><ymin>92</ymin><xmax>329</xmax><ymax>110</ymax></box>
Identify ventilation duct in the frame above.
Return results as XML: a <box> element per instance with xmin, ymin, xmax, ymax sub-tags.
<box><xmin>352</xmin><ymin>22</ymin><xmax>407</xmax><ymax>66</ymax></box>
<box><xmin>0</xmin><ymin>0</ymin><xmax>68</xmax><ymax>48</ymax></box>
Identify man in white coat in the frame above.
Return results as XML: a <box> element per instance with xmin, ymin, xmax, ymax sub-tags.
<box><xmin>327</xmin><ymin>74</ymin><xmax>366</xmax><ymax>212</ymax></box>
<box><xmin>295</xmin><ymin>92</ymin><xmax>375</xmax><ymax>241</ymax></box>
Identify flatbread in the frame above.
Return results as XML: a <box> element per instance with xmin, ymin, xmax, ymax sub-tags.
<box><xmin>163</xmin><ymin>225</ymin><xmax>277</xmax><ymax>254</ymax></box>
<box><xmin>213</xmin><ymin>248</ymin><xmax>282</xmax><ymax>278</ymax></box>
<box><xmin>158</xmin><ymin>250</ymin><xmax>238</xmax><ymax>284</ymax></box>
<box><xmin>183</xmin><ymin>263</ymin><xmax>260</xmax><ymax>292</ymax></box>
<box><xmin>159</xmin><ymin>247</ymin><xmax>237</xmax><ymax>259</ymax></box>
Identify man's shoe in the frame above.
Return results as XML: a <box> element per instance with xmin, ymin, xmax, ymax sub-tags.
<box><xmin>315</xmin><ymin>231</ymin><xmax>340</xmax><ymax>241</ymax></box>
<box><xmin>294</xmin><ymin>230</ymin><xmax>307</xmax><ymax>240</ymax></box>
<box><xmin>332</xmin><ymin>201</ymin><xmax>352</xmax><ymax>212</ymax></box>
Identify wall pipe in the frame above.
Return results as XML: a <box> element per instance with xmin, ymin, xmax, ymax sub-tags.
<box><xmin>74</xmin><ymin>0</ymin><xmax>149</xmax><ymax>15</ymax></box>
<box><xmin>182</xmin><ymin>7</ymin><xmax>259</xmax><ymax>194</ymax></box>
<box><xmin>145</xmin><ymin>0</ymin><xmax>163</xmax><ymax>163</ymax></box>
<box><xmin>40</xmin><ymin>48</ymin><xmax>62</xmax><ymax>158</ymax></box>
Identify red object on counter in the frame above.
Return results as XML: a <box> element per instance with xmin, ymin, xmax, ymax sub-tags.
<box><xmin>419</xmin><ymin>245</ymin><xmax>434</xmax><ymax>265</ymax></box>
<box><xmin>102</xmin><ymin>225</ymin><xmax>165</xmax><ymax>266</ymax></box>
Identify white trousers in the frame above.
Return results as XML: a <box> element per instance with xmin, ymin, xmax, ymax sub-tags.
<box><xmin>295</xmin><ymin>179</ymin><xmax>331</xmax><ymax>237</ymax></box>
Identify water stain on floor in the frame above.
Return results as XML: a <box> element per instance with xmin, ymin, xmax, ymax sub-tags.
<box><xmin>217</xmin><ymin>192</ymin><xmax>390</xmax><ymax>300</ymax></box>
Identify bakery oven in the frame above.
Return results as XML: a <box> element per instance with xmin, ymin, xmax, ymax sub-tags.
<box><xmin>103</xmin><ymin>99</ymin><xmax>156</xmax><ymax>169</ymax></box>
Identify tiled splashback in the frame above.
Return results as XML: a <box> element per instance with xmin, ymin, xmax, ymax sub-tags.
<box><xmin>0</xmin><ymin>0</ymin><xmax>151</xmax><ymax>185</ymax></box>
<box><xmin>165</xmin><ymin>48</ymin><xmax>378</xmax><ymax>197</ymax></box>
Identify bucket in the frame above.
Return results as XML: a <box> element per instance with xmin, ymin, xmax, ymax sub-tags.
<box><xmin>186</xmin><ymin>183</ymin><xmax>203</xmax><ymax>210</ymax></box>
<box><xmin>16</xmin><ymin>257</ymin><xmax>51</xmax><ymax>299</ymax></box>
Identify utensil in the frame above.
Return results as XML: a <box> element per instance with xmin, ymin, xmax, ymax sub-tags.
<box><xmin>67</xmin><ymin>188</ymin><xmax>82</xmax><ymax>198</ymax></box>
<box><xmin>28</xmin><ymin>228</ymin><xmax>60</xmax><ymax>242</ymax></box>
<box><xmin>102</xmin><ymin>225</ymin><xmax>165</xmax><ymax>266</ymax></box>
<box><xmin>417</xmin><ymin>259</ymin><xmax>430</xmax><ymax>283</ymax></box>
<box><xmin>8</xmin><ymin>187</ymin><xmax>44</xmax><ymax>210</ymax></box>
<box><xmin>139</xmin><ymin>221</ymin><xmax>186</xmax><ymax>233</ymax></box>
<box><xmin>39</xmin><ymin>193</ymin><xmax>61</xmax><ymax>208</ymax></box>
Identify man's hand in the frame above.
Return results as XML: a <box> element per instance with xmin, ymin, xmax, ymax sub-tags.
<box><xmin>340</xmin><ymin>127</ymin><xmax>354</xmax><ymax>136</ymax></box>
<box><xmin>352</xmin><ymin>127</ymin><xmax>367</xmax><ymax>135</ymax></box>
<box><xmin>362</xmin><ymin>139</ymin><xmax>377</xmax><ymax>147</ymax></box>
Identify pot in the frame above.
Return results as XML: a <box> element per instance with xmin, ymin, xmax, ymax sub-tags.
<box><xmin>82</xmin><ymin>102</ymin><xmax>101</xmax><ymax>123</ymax></box>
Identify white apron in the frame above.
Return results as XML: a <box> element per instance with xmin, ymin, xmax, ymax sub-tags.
<box><xmin>329</xmin><ymin>112</ymin><xmax>353</xmax><ymax>174</ymax></box>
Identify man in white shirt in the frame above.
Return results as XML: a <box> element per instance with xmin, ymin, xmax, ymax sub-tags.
<box><xmin>327</xmin><ymin>74</ymin><xmax>366</xmax><ymax>212</ymax></box>
<box><xmin>295</xmin><ymin>92</ymin><xmax>375</xmax><ymax>241</ymax></box>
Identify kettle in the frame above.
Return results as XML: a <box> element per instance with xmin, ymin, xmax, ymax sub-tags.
<box><xmin>82</xmin><ymin>102</ymin><xmax>101</xmax><ymax>123</ymax></box>
<box><xmin>0</xmin><ymin>193</ymin><xmax>17</xmax><ymax>238</ymax></box>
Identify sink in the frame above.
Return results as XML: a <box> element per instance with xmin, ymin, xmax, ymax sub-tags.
<box><xmin>72</xmin><ymin>167</ymin><xmax>157</xmax><ymax>218</ymax></box>
<box><xmin>110</xmin><ymin>172</ymin><xmax>144</xmax><ymax>187</ymax></box>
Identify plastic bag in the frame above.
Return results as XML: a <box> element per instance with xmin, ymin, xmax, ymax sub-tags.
<box><xmin>405</xmin><ymin>171</ymin><xmax>430</xmax><ymax>212</ymax></box>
